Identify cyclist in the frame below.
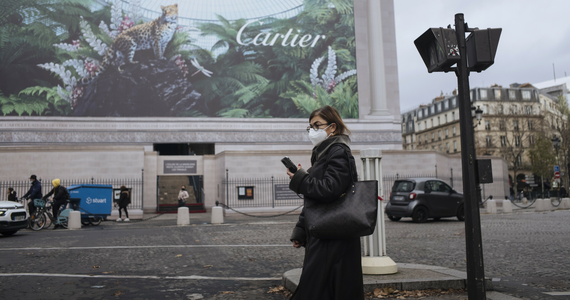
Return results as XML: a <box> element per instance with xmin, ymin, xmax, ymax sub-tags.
<box><xmin>22</xmin><ymin>175</ymin><xmax>42</xmax><ymax>215</ymax></box>
<box><xmin>42</xmin><ymin>179</ymin><xmax>70</xmax><ymax>230</ymax></box>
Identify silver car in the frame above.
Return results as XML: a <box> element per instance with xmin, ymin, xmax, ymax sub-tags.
<box><xmin>0</xmin><ymin>201</ymin><xmax>28</xmax><ymax>236</ymax></box>
<box><xmin>385</xmin><ymin>178</ymin><xmax>465</xmax><ymax>223</ymax></box>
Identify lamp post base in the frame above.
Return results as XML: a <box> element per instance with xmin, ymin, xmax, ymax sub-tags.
<box><xmin>362</xmin><ymin>256</ymin><xmax>398</xmax><ymax>275</ymax></box>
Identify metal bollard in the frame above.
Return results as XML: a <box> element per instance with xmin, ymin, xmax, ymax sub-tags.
<box><xmin>68</xmin><ymin>211</ymin><xmax>82</xmax><ymax>230</ymax></box>
<box><xmin>211</xmin><ymin>206</ymin><xmax>224</xmax><ymax>224</ymax></box>
<box><xmin>177</xmin><ymin>207</ymin><xmax>190</xmax><ymax>225</ymax></box>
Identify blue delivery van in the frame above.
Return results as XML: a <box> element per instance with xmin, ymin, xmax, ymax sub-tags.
<box><xmin>68</xmin><ymin>184</ymin><xmax>113</xmax><ymax>225</ymax></box>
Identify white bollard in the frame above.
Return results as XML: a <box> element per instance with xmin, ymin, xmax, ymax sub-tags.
<box><xmin>535</xmin><ymin>199</ymin><xmax>545</xmax><ymax>211</ymax></box>
<box><xmin>545</xmin><ymin>198</ymin><xmax>553</xmax><ymax>211</ymax></box>
<box><xmin>561</xmin><ymin>198</ymin><xmax>570</xmax><ymax>209</ymax></box>
<box><xmin>211</xmin><ymin>206</ymin><xmax>224</xmax><ymax>224</ymax></box>
<box><xmin>502</xmin><ymin>200</ymin><xmax>512</xmax><ymax>213</ymax></box>
<box><xmin>177</xmin><ymin>207</ymin><xmax>190</xmax><ymax>226</ymax></box>
<box><xmin>68</xmin><ymin>211</ymin><xmax>81</xmax><ymax>230</ymax></box>
<box><xmin>485</xmin><ymin>200</ymin><xmax>497</xmax><ymax>214</ymax></box>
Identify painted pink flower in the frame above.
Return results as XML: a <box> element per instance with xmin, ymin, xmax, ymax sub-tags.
<box><xmin>117</xmin><ymin>16</ymin><xmax>134</xmax><ymax>33</ymax></box>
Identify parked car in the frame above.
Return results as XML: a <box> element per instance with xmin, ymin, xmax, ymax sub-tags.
<box><xmin>385</xmin><ymin>178</ymin><xmax>464</xmax><ymax>223</ymax></box>
<box><xmin>0</xmin><ymin>200</ymin><xmax>28</xmax><ymax>236</ymax></box>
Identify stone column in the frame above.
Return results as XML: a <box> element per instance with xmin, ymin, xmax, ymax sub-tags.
<box><xmin>366</xmin><ymin>0</ymin><xmax>391</xmax><ymax>117</ymax></box>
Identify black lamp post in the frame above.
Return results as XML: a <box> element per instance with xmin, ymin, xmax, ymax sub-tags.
<box><xmin>414</xmin><ymin>13</ymin><xmax>501</xmax><ymax>300</ymax></box>
<box><xmin>552</xmin><ymin>136</ymin><xmax>561</xmax><ymax>197</ymax></box>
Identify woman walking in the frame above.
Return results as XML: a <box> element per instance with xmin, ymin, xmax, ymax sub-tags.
<box><xmin>178</xmin><ymin>186</ymin><xmax>189</xmax><ymax>207</ymax></box>
<box><xmin>116</xmin><ymin>186</ymin><xmax>130</xmax><ymax>222</ymax></box>
<box><xmin>287</xmin><ymin>106</ymin><xmax>363</xmax><ymax>299</ymax></box>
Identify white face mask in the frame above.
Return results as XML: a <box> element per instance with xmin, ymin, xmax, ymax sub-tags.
<box><xmin>308</xmin><ymin>124</ymin><xmax>334</xmax><ymax>146</ymax></box>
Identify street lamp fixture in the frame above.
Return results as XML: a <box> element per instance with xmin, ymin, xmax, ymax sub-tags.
<box><xmin>471</xmin><ymin>105</ymin><xmax>483</xmax><ymax>127</ymax></box>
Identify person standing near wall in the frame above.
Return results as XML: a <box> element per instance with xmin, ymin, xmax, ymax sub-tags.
<box><xmin>116</xmin><ymin>186</ymin><xmax>130</xmax><ymax>222</ymax></box>
<box><xmin>22</xmin><ymin>175</ymin><xmax>42</xmax><ymax>215</ymax></box>
<box><xmin>178</xmin><ymin>185</ymin><xmax>189</xmax><ymax>207</ymax></box>
<box><xmin>42</xmin><ymin>179</ymin><xmax>70</xmax><ymax>230</ymax></box>
<box><xmin>7</xmin><ymin>188</ymin><xmax>17</xmax><ymax>202</ymax></box>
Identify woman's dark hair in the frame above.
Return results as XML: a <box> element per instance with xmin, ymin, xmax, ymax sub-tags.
<box><xmin>120</xmin><ymin>185</ymin><xmax>127</xmax><ymax>191</ymax></box>
<box><xmin>309</xmin><ymin>105</ymin><xmax>351</xmax><ymax>136</ymax></box>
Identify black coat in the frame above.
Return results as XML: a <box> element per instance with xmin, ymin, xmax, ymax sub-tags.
<box><xmin>288</xmin><ymin>135</ymin><xmax>364</xmax><ymax>300</ymax></box>
<box><xmin>118</xmin><ymin>190</ymin><xmax>131</xmax><ymax>207</ymax></box>
<box><xmin>43</xmin><ymin>186</ymin><xmax>69</xmax><ymax>202</ymax></box>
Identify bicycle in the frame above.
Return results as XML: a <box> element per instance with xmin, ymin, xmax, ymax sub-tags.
<box><xmin>28</xmin><ymin>199</ymin><xmax>72</xmax><ymax>231</ymax></box>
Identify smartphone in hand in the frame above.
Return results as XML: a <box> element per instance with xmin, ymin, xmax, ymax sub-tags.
<box><xmin>281</xmin><ymin>156</ymin><xmax>298</xmax><ymax>173</ymax></box>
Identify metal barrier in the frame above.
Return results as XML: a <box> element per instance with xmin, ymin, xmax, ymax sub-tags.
<box><xmin>223</xmin><ymin>177</ymin><xmax>302</xmax><ymax>208</ymax></box>
<box><xmin>0</xmin><ymin>178</ymin><xmax>143</xmax><ymax>210</ymax></box>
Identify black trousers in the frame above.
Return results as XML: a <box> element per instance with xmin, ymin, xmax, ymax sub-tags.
<box><xmin>28</xmin><ymin>200</ymin><xmax>36</xmax><ymax>215</ymax></box>
<box><xmin>119</xmin><ymin>206</ymin><xmax>129</xmax><ymax>218</ymax></box>
<box><xmin>52</xmin><ymin>199</ymin><xmax>67</xmax><ymax>221</ymax></box>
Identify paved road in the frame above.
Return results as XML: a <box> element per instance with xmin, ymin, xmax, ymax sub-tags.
<box><xmin>0</xmin><ymin>210</ymin><xmax>568</xmax><ymax>299</ymax></box>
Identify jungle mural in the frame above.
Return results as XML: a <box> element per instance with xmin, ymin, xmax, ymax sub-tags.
<box><xmin>0</xmin><ymin>0</ymin><xmax>358</xmax><ymax>118</ymax></box>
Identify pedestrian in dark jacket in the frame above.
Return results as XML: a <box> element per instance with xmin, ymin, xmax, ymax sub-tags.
<box><xmin>116</xmin><ymin>186</ymin><xmax>130</xmax><ymax>222</ymax></box>
<box><xmin>22</xmin><ymin>175</ymin><xmax>42</xmax><ymax>215</ymax></box>
<box><xmin>7</xmin><ymin>188</ymin><xmax>17</xmax><ymax>202</ymax></box>
<box><xmin>287</xmin><ymin>106</ymin><xmax>363</xmax><ymax>300</ymax></box>
<box><xmin>42</xmin><ymin>178</ymin><xmax>69</xmax><ymax>229</ymax></box>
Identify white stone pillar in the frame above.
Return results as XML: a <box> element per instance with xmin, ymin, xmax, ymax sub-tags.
<box><xmin>177</xmin><ymin>207</ymin><xmax>190</xmax><ymax>225</ymax></box>
<box><xmin>502</xmin><ymin>200</ymin><xmax>512</xmax><ymax>213</ymax></box>
<box><xmin>485</xmin><ymin>200</ymin><xmax>497</xmax><ymax>214</ymax></box>
<box><xmin>211</xmin><ymin>206</ymin><xmax>224</xmax><ymax>224</ymax></box>
<box><xmin>360</xmin><ymin>149</ymin><xmax>397</xmax><ymax>275</ymax></box>
<box><xmin>365</xmin><ymin>0</ymin><xmax>391</xmax><ymax>117</ymax></box>
<box><xmin>68</xmin><ymin>211</ymin><xmax>82</xmax><ymax>230</ymax></box>
<box><xmin>535</xmin><ymin>199</ymin><xmax>545</xmax><ymax>211</ymax></box>
<box><xmin>561</xmin><ymin>198</ymin><xmax>570</xmax><ymax>209</ymax></box>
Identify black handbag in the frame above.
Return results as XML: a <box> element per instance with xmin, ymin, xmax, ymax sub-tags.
<box><xmin>304</xmin><ymin>146</ymin><xmax>379</xmax><ymax>239</ymax></box>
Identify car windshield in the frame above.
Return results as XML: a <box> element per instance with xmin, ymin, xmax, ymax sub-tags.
<box><xmin>392</xmin><ymin>181</ymin><xmax>415</xmax><ymax>192</ymax></box>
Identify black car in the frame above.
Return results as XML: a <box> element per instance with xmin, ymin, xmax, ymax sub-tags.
<box><xmin>385</xmin><ymin>178</ymin><xmax>464</xmax><ymax>223</ymax></box>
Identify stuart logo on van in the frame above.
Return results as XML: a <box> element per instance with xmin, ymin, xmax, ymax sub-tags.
<box><xmin>86</xmin><ymin>197</ymin><xmax>106</xmax><ymax>204</ymax></box>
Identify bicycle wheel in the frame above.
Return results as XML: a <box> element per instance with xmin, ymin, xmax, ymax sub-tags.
<box><xmin>90</xmin><ymin>217</ymin><xmax>103</xmax><ymax>226</ymax></box>
<box><xmin>59</xmin><ymin>218</ymin><xmax>68</xmax><ymax>229</ymax></box>
<box><xmin>29</xmin><ymin>212</ymin><xmax>46</xmax><ymax>231</ymax></box>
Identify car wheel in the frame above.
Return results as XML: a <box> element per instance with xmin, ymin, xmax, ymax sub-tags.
<box><xmin>387</xmin><ymin>215</ymin><xmax>401</xmax><ymax>221</ymax></box>
<box><xmin>432</xmin><ymin>217</ymin><xmax>441</xmax><ymax>221</ymax></box>
<box><xmin>1</xmin><ymin>231</ymin><xmax>17</xmax><ymax>236</ymax></box>
<box><xmin>412</xmin><ymin>207</ymin><xmax>428</xmax><ymax>223</ymax></box>
<box><xmin>457</xmin><ymin>205</ymin><xmax>465</xmax><ymax>221</ymax></box>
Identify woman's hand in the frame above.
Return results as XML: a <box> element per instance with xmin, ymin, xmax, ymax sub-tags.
<box><xmin>287</xmin><ymin>164</ymin><xmax>302</xmax><ymax>179</ymax></box>
<box><xmin>292</xmin><ymin>240</ymin><xmax>302</xmax><ymax>248</ymax></box>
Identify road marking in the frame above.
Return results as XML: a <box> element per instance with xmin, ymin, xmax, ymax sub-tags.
<box><xmin>0</xmin><ymin>244</ymin><xmax>291</xmax><ymax>251</ymax></box>
<box><xmin>544</xmin><ymin>292</ymin><xmax>570</xmax><ymax>296</ymax></box>
<box><xmin>0</xmin><ymin>273</ymin><xmax>280</xmax><ymax>281</ymax></box>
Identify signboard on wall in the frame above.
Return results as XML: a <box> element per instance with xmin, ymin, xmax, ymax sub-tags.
<box><xmin>164</xmin><ymin>160</ymin><xmax>197</xmax><ymax>174</ymax></box>
<box><xmin>274</xmin><ymin>184</ymin><xmax>304</xmax><ymax>201</ymax></box>
<box><xmin>1</xmin><ymin>0</ymin><xmax>359</xmax><ymax>119</ymax></box>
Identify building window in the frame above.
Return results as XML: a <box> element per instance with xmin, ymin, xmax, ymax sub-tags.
<box><xmin>515</xmin><ymin>136</ymin><xmax>521</xmax><ymax>147</ymax></box>
<box><xmin>418</xmin><ymin>123</ymin><xmax>422</xmax><ymax>130</ymax></box>
<box><xmin>418</xmin><ymin>110</ymin><xmax>423</xmax><ymax>118</ymax></box>
<box><xmin>431</xmin><ymin>119</ymin><xmax>434</xmax><ymax>127</ymax></box>
<box><xmin>482</xmin><ymin>105</ymin><xmax>488</xmax><ymax>114</ymax></box>
<box><xmin>452</xmin><ymin>98</ymin><xmax>456</xmax><ymax>107</ymax></box>
<box><xmin>424</xmin><ymin>108</ymin><xmax>428</xmax><ymax>116</ymax></box>
<box><xmin>480</xmin><ymin>89</ymin><xmax>488</xmax><ymax>100</ymax></box>
<box><xmin>445</xmin><ymin>128</ymin><xmax>449</xmax><ymax>138</ymax></box>
<box><xmin>511</xmin><ymin>105</ymin><xmax>518</xmax><ymax>114</ymax></box>
<box><xmin>431</xmin><ymin>133</ymin><xmax>435</xmax><ymax>142</ymax></box>
<box><xmin>497</xmin><ymin>105</ymin><xmax>503</xmax><ymax>114</ymax></box>
<box><xmin>494</xmin><ymin>89</ymin><xmax>501</xmax><ymax>100</ymax></box>
<box><xmin>485</xmin><ymin>120</ymin><xmax>491</xmax><ymax>130</ymax></box>
<box><xmin>529</xmin><ymin>135</ymin><xmax>535</xmax><ymax>145</ymax></box>
<box><xmin>445</xmin><ymin>114</ymin><xmax>448</xmax><ymax>123</ymax></box>
<box><xmin>513</xmin><ymin>120</ymin><xmax>519</xmax><ymax>131</ymax></box>
<box><xmin>437</xmin><ymin>103</ymin><xmax>442</xmax><ymax>112</ymax></box>
<box><xmin>500</xmin><ymin>136</ymin><xmax>507</xmax><ymax>147</ymax></box>
<box><xmin>419</xmin><ymin>135</ymin><xmax>422</xmax><ymax>143</ymax></box>
<box><xmin>517</xmin><ymin>155</ymin><xmax>523</xmax><ymax>166</ymax></box>
<box><xmin>486</xmin><ymin>136</ymin><xmax>492</xmax><ymax>147</ymax></box>
<box><xmin>432</xmin><ymin>146</ymin><xmax>435</xmax><ymax>150</ymax></box>
<box><xmin>453</xmin><ymin>126</ymin><xmax>456</xmax><ymax>136</ymax></box>
<box><xmin>509</xmin><ymin>90</ymin><xmax>516</xmax><ymax>100</ymax></box>
<box><xmin>446</xmin><ymin>142</ymin><xmax>449</xmax><ymax>153</ymax></box>
<box><xmin>452</xmin><ymin>112</ymin><xmax>455</xmax><ymax>120</ymax></box>
<box><xmin>528</xmin><ymin>120</ymin><xmax>533</xmax><ymax>130</ymax></box>
<box><xmin>438</xmin><ymin>116</ymin><xmax>441</xmax><ymax>125</ymax></box>
<box><xmin>453</xmin><ymin>141</ymin><xmax>457</xmax><ymax>152</ymax></box>
<box><xmin>525</xmin><ymin>105</ymin><xmax>532</xmax><ymax>115</ymax></box>
<box><xmin>439</xmin><ymin>144</ymin><xmax>442</xmax><ymax>151</ymax></box>
<box><xmin>425</xmin><ymin>134</ymin><xmax>428</xmax><ymax>143</ymax></box>
<box><xmin>438</xmin><ymin>130</ymin><xmax>441</xmax><ymax>140</ymax></box>
<box><xmin>425</xmin><ymin>121</ymin><xmax>427</xmax><ymax>129</ymax></box>
<box><xmin>444</xmin><ymin>101</ymin><xmax>449</xmax><ymax>109</ymax></box>
<box><xmin>522</xmin><ymin>90</ymin><xmax>531</xmax><ymax>100</ymax></box>
<box><xmin>431</xmin><ymin>105</ymin><xmax>435</xmax><ymax>114</ymax></box>
<box><xmin>499</xmin><ymin>120</ymin><xmax>506</xmax><ymax>130</ymax></box>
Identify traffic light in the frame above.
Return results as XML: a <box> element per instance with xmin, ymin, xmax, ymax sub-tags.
<box><xmin>414</xmin><ymin>28</ymin><xmax>460</xmax><ymax>73</ymax></box>
<box><xmin>466</xmin><ymin>28</ymin><xmax>502</xmax><ymax>72</ymax></box>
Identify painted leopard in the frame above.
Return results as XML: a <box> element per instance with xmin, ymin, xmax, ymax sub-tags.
<box><xmin>83</xmin><ymin>4</ymin><xmax>178</xmax><ymax>83</ymax></box>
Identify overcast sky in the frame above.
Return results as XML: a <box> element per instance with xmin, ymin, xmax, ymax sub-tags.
<box><xmin>393</xmin><ymin>0</ymin><xmax>570</xmax><ymax>112</ymax></box>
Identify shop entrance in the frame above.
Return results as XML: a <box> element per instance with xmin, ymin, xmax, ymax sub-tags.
<box><xmin>157</xmin><ymin>175</ymin><xmax>205</xmax><ymax>213</ymax></box>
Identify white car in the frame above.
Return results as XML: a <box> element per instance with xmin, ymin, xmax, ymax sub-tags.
<box><xmin>0</xmin><ymin>201</ymin><xmax>28</xmax><ymax>236</ymax></box>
